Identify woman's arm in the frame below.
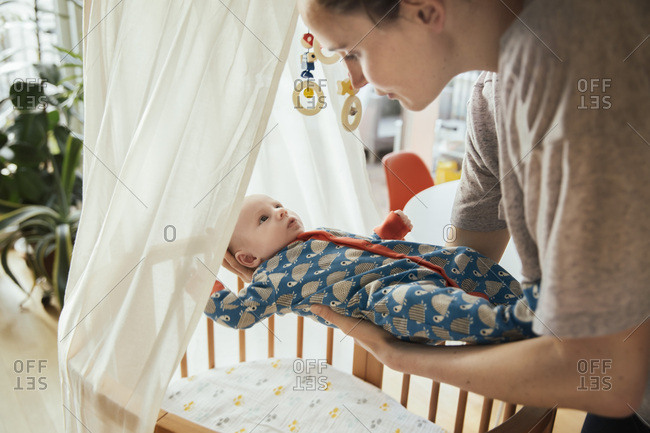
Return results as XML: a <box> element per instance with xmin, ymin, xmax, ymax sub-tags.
<box><xmin>446</xmin><ymin>226</ymin><xmax>510</xmax><ymax>263</ymax></box>
<box><xmin>311</xmin><ymin>304</ymin><xmax>649</xmax><ymax>418</ymax></box>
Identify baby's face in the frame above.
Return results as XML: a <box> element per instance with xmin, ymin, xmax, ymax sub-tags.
<box><xmin>231</xmin><ymin>194</ymin><xmax>304</xmax><ymax>268</ymax></box>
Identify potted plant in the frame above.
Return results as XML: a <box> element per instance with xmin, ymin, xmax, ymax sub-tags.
<box><xmin>0</xmin><ymin>51</ymin><xmax>83</xmax><ymax>310</ymax></box>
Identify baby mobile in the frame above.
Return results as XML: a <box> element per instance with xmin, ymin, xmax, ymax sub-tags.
<box><xmin>292</xmin><ymin>32</ymin><xmax>363</xmax><ymax>131</ymax></box>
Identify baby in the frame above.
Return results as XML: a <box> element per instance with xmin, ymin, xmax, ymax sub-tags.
<box><xmin>205</xmin><ymin>194</ymin><xmax>539</xmax><ymax>345</ymax></box>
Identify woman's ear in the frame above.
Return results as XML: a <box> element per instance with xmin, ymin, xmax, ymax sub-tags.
<box><xmin>400</xmin><ymin>0</ymin><xmax>445</xmax><ymax>34</ymax></box>
<box><xmin>235</xmin><ymin>251</ymin><xmax>261</xmax><ymax>269</ymax></box>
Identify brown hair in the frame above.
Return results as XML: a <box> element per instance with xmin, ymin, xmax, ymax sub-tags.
<box><xmin>316</xmin><ymin>0</ymin><xmax>401</xmax><ymax>25</ymax></box>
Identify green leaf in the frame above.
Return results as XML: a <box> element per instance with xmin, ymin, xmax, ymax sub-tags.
<box><xmin>0</xmin><ymin>176</ymin><xmax>21</xmax><ymax>205</ymax></box>
<box><xmin>14</xmin><ymin>167</ymin><xmax>48</xmax><ymax>202</ymax></box>
<box><xmin>53</xmin><ymin>45</ymin><xmax>82</xmax><ymax>62</ymax></box>
<box><xmin>19</xmin><ymin>217</ymin><xmax>56</xmax><ymax>234</ymax></box>
<box><xmin>0</xmin><ymin>198</ymin><xmax>24</xmax><ymax>213</ymax></box>
<box><xmin>7</xmin><ymin>143</ymin><xmax>48</xmax><ymax>166</ymax></box>
<box><xmin>59</xmin><ymin>65</ymin><xmax>82</xmax><ymax>72</ymax></box>
<box><xmin>34</xmin><ymin>63</ymin><xmax>61</xmax><ymax>86</ymax></box>
<box><xmin>0</xmin><ymin>205</ymin><xmax>59</xmax><ymax>232</ymax></box>
<box><xmin>0</xmin><ymin>234</ymin><xmax>28</xmax><ymax>293</ymax></box>
<box><xmin>0</xmin><ymin>131</ymin><xmax>7</xmax><ymax>148</ymax></box>
<box><xmin>61</xmin><ymin>135</ymin><xmax>82</xmax><ymax>204</ymax></box>
<box><xmin>33</xmin><ymin>233</ymin><xmax>55</xmax><ymax>279</ymax></box>
<box><xmin>47</xmin><ymin>110</ymin><xmax>60</xmax><ymax>130</ymax></box>
<box><xmin>52</xmin><ymin>223</ymin><xmax>72</xmax><ymax>306</ymax></box>
<box><xmin>53</xmin><ymin>124</ymin><xmax>71</xmax><ymax>153</ymax></box>
<box><xmin>7</xmin><ymin>111</ymin><xmax>49</xmax><ymax>146</ymax></box>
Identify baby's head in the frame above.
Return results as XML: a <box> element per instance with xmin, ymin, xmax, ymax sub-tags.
<box><xmin>229</xmin><ymin>194</ymin><xmax>305</xmax><ymax>269</ymax></box>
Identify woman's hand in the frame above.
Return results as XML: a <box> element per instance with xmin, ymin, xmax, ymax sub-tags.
<box><xmin>310</xmin><ymin>304</ymin><xmax>409</xmax><ymax>370</ymax></box>
<box><xmin>222</xmin><ymin>249</ymin><xmax>254</xmax><ymax>283</ymax></box>
<box><xmin>393</xmin><ymin>210</ymin><xmax>413</xmax><ymax>231</ymax></box>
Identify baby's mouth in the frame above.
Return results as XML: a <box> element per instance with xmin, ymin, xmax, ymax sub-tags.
<box><xmin>287</xmin><ymin>217</ymin><xmax>297</xmax><ymax>228</ymax></box>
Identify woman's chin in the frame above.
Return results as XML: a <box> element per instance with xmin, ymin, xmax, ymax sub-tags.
<box><xmin>402</xmin><ymin>96</ymin><xmax>430</xmax><ymax>112</ymax></box>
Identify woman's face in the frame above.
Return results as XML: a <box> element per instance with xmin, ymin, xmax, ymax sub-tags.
<box><xmin>298</xmin><ymin>0</ymin><xmax>455</xmax><ymax>112</ymax></box>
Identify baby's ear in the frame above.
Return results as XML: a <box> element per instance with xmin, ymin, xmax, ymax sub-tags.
<box><xmin>235</xmin><ymin>251</ymin><xmax>261</xmax><ymax>269</ymax></box>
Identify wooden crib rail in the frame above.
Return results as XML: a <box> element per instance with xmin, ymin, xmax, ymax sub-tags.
<box><xmin>156</xmin><ymin>410</ymin><xmax>216</xmax><ymax>433</ymax></box>
<box><xmin>162</xmin><ymin>277</ymin><xmax>556</xmax><ymax>433</ymax></box>
<box><xmin>490</xmin><ymin>406</ymin><xmax>556</xmax><ymax>433</ymax></box>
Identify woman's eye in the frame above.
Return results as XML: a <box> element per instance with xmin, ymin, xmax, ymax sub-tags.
<box><xmin>343</xmin><ymin>53</ymin><xmax>357</xmax><ymax>61</ymax></box>
<box><xmin>259</xmin><ymin>215</ymin><xmax>268</xmax><ymax>223</ymax></box>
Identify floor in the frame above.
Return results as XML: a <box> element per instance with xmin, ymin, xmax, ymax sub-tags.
<box><xmin>0</xmin><ymin>254</ymin><xmax>65</xmax><ymax>432</ymax></box>
<box><xmin>0</xmin><ymin>161</ymin><xmax>587</xmax><ymax>432</ymax></box>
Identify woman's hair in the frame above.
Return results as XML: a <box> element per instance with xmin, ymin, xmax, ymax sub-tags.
<box><xmin>316</xmin><ymin>0</ymin><xmax>400</xmax><ymax>26</ymax></box>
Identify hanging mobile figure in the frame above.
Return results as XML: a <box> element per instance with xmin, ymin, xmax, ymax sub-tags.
<box><xmin>293</xmin><ymin>32</ymin><xmax>363</xmax><ymax>130</ymax></box>
<box><xmin>293</xmin><ymin>32</ymin><xmax>327</xmax><ymax>116</ymax></box>
<box><xmin>337</xmin><ymin>77</ymin><xmax>363</xmax><ymax>131</ymax></box>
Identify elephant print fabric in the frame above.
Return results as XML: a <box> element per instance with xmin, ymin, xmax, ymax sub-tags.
<box><xmin>205</xmin><ymin>228</ymin><xmax>539</xmax><ymax>345</ymax></box>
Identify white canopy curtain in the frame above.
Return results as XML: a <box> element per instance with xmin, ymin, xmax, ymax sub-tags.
<box><xmin>58</xmin><ymin>1</ymin><xmax>381</xmax><ymax>432</ymax></box>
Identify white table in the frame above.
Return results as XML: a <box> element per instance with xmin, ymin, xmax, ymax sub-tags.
<box><xmin>403</xmin><ymin>180</ymin><xmax>523</xmax><ymax>281</ymax></box>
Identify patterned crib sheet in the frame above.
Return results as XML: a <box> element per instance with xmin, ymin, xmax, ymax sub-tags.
<box><xmin>162</xmin><ymin>357</ymin><xmax>446</xmax><ymax>433</ymax></box>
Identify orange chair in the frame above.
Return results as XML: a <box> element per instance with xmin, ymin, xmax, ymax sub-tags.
<box><xmin>382</xmin><ymin>151</ymin><xmax>434</xmax><ymax>211</ymax></box>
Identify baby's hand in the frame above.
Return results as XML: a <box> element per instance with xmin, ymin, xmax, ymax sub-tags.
<box><xmin>393</xmin><ymin>210</ymin><xmax>413</xmax><ymax>230</ymax></box>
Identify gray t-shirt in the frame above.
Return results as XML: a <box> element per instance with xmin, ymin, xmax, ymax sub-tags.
<box><xmin>451</xmin><ymin>0</ymin><xmax>649</xmax><ymax>422</ymax></box>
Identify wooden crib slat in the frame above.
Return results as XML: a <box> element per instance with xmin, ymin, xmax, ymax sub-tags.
<box><xmin>489</xmin><ymin>407</ymin><xmax>556</xmax><ymax>433</ymax></box>
<box><xmin>238</xmin><ymin>330</ymin><xmax>246</xmax><ymax>362</ymax></box>
<box><xmin>400</xmin><ymin>374</ymin><xmax>411</xmax><ymax>407</ymax></box>
<box><xmin>268</xmin><ymin>315</ymin><xmax>275</xmax><ymax>358</ymax></box>
<box><xmin>454</xmin><ymin>389</ymin><xmax>468</xmax><ymax>433</ymax></box>
<box><xmin>428</xmin><ymin>381</ymin><xmax>440</xmax><ymax>422</ymax></box>
<box><xmin>237</xmin><ymin>278</ymin><xmax>246</xmax><ymax>362</ymax></box>
<box><xmin>503</xmin><ymin>402</ymin><xmax>517</xmax><ymax>422</ymax></box>
<box><xmin>156</xmin><ymin>410</ymin><xmax>216</xmax><ymax>433</ymax></box>
<box><xmin>478</xmin><ymin>397</ymin><xmax>494</xmax><ymax>432</ymax></box>
<box><xmin>352</xmin><ymin>344</ymin><xmax>383</xmax><ymax>388</ymax></box>
<box><xmin>180</xmin><ymin>352</ymin><xmax>188</xmax><ymax>378</ymax></box>
<box><xmin>207</xmin><ymin>318</ymin><xmax>215</xmax><ymax>369</ymax></box>
<box><xmin>296</xmin><ymin>316</ymin><xmax>304</xmax><ymax>358</ymax></box>
<box><xmin>326</xmin><ymin>327</ymin><xmax>333</xmax><ymax>365</ymax></box>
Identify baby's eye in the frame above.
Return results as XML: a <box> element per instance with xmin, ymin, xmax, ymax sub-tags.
<box><xmin>259</xmin><ymin>215</ymin><xmax>268</xmax><ymax>224</ymax></box>
<box><xmin>343</xmin><ymin>52</ymin><xmax>357</xmax><ymax>61</ymax></box>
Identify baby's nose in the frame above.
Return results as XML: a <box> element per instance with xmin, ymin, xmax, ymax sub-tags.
<box><xmin>277</xmin><ymin>208</ymin><xmax>288</xmax><ymax>219</ymax></box>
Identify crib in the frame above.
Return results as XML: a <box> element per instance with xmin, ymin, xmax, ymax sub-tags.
<box><xmin>155</xmin><ymin>278</ymin><xmax>556</xmax><ymax>433</ymax></box>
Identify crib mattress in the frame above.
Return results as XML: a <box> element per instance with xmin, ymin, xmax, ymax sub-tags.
<box><xmin>162</xmin><ymin>357</ymin><xmax>445</xmax><ymax>433</ymax></box>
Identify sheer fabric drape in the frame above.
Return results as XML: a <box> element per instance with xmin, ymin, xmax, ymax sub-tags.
<box><xmin>59</xmin><ymin>1</ymin><xmax>380</xmax><ymax>432</ymax></box>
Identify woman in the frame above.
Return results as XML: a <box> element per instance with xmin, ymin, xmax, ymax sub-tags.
<box><xmin>227</xmin><ymin>1</ymin><xmax>650</xmax><ymax>431</ymax></box>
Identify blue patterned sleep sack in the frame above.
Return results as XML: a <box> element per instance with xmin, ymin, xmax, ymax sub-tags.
<box><xmin>205</xmin><ymin>228</ymin><xmax>539</xmax><ymax>344</ymax></box>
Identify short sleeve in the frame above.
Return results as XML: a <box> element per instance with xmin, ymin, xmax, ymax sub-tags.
<box><xmin>451</xmin><ymin>72</ymin><xmax>508</xmax><ymax>232</ymax></box>
<box><xmin>497</xmin><ymin>0</ymin><xmax>650</xmax><ymax>338</ymax></box>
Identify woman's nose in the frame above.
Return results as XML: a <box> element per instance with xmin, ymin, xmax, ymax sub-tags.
<box><xmin>345</xmin><ymin>63</ymin><xmax>368</xmax><ymax>90</ymax></box>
